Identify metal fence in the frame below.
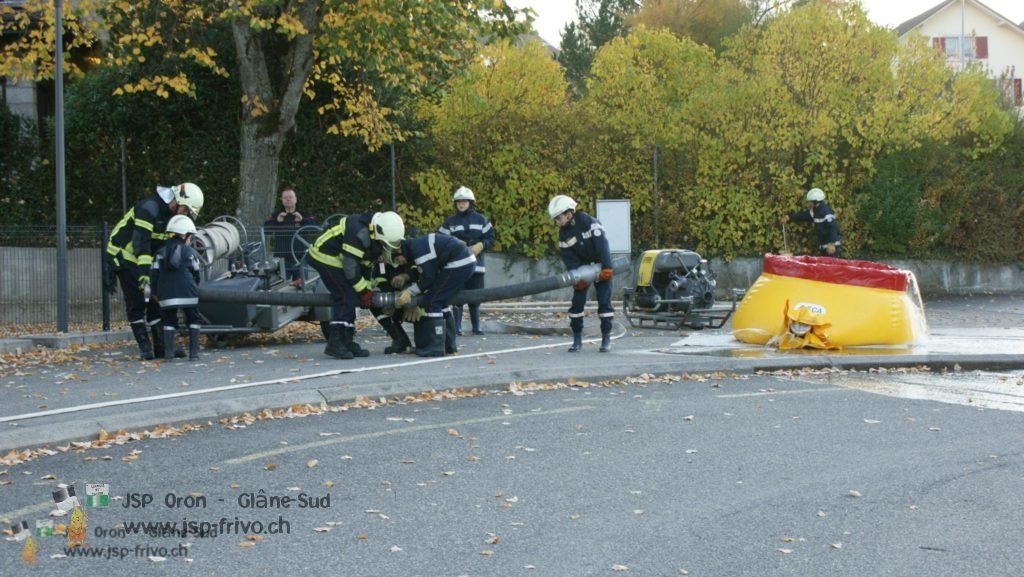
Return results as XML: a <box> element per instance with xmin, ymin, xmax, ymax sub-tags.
<box><xmin>0</xmin><ymin>220</ymin><xmax>290</xmax><ymax>333</ymax></box>
<box><xmin>0</xmin><ymin>224</ymin><xmax>125</xmax><ymax>331</ymax></box>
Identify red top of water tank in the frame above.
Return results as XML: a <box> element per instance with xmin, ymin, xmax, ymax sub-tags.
<box><xmin>763</xmin><ymin>254</ymin><xmax>911</xmax><ymax>292</ymax></box>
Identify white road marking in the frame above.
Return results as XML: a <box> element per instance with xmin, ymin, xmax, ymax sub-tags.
<box><xmin>717</xmin><ymin>388</ymin><xmax>845</xmax><ymax>398</ymax></box>
<box><xmin>0</xmin><ymin>328</ymin><xmax>626</xmax><ymax>425</ymax></box>
<box><xmin>222</xmin><ymin>405</ymin><xmax>595</xmax><ymax>464</ymax></box>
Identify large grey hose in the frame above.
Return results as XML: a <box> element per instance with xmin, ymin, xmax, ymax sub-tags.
<box><xmin>198</xmin><ymin>256</ymin><xmax>631</xmax><ymax>307</ymax></box>
<box><xmin>192</xmin><ymin>220</ymin><xmax>243</xmax><ymax>267</ymax></box>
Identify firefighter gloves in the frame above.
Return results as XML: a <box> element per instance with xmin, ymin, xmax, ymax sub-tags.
<box><xmin>395</xmin><ymin>289</ymin><xmax>413</xmax><ymax>307</ymax></box>
<box><xmin>470</xmin><ymin>242</ymin><xmax>485</xmax><ymax>256</ymax></box>
<box><xmin>138</xmin><ymin>274</ymin><xmax>150</xmax><ymax>292</ymax></box>
<box><xmin>599</xmin><ymin>268</ymin><xmax>613</xmax><ymax>282</ymax></box>
<box><xmin>390</xmin><ymin>273</ymin><xmax>410</xmax><ymax>289</ymax></box>
<box><xmin>402</xmin><ymin>306</ymin><xmax>424</xmax><ymax>323</ymax></box>
<box><xmin>574</xmin><ymin>281</ymin><xmax>589</xmax><ymax>291</ymax></box>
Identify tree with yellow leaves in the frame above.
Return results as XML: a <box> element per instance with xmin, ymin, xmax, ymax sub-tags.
<box><xmin>0</xmin><ymin>0</ymin><xmax>528</xmax><ymax>224</ymax></box>
<box><xmin>410</xmin><ymin>39</ymin><xmax>575</xmax><ymax>258</ymax></box>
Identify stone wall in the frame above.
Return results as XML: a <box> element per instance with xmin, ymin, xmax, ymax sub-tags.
<box><xmin>1</xmin><ymin>247</ymin><xmax>1021</xmax><ymax>324</ymax></box>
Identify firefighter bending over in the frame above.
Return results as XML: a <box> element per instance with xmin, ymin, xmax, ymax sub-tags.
<box><xmin>548</xmin><ymin>195</ymin><xmax>615</xmax><ymax>353</ymax></box>
<box><xmin>307</xmin><ymin>211</ymin><xmax>404</xmax><ymax>359</ymax></box>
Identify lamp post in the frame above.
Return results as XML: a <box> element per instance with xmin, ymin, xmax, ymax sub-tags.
<box><xmin>54</xmin><ymin>0</ymin><xmax>69</xmax><ymax>333</ymax></box>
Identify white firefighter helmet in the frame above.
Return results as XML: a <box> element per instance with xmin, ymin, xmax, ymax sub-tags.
<box><xmin>547</xmin><ymin>195</ymin><xmax>577</xmax><ymax>220</ymax></box>
<box><xmin>452</xmin><ymin>186</ymin><xmax>475</xmax><ymax>203</ymax></box>
<box><xmin>166</xmin><ymin>214</ymin><xmax>197</xmax><ymax>236</ymax></box>
<box><xmin>805</xmin><ymin>188</ymin><xmax>826</xmax><ymax>202</ymax></box>
<box><xmin>371</xmin><ymin>211</ymin><xmax>405</xmax><ymax>251</ymax></box>
<box><xmin>172</xmin><ymin>183</ymin><xmax>204</xmax><ymax>219</ymax></box>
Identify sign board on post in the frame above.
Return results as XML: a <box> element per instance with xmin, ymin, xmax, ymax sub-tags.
<box><xmin>595</xmin><ymin>199</ymin><xmax>632</xmax><ymax>255</ymax></box>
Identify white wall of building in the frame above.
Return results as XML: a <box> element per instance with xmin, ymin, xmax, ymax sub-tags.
<box><xmin>918</xmin><ymin>1</ymin><xmax>1024</xmax><ymax>78</ymax></box>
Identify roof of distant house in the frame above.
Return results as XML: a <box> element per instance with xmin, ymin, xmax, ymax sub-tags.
<box><xmin>896</xmin><ymin>0</ymin><xmax>1024</xmax><ymax>37</ymax></box>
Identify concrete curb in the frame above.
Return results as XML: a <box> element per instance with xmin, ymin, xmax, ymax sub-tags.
<box><xmin>0</xmin><ymin>338</ymin><xmax>35</xmax><ymax>356</ymax></box>
<box><xmin>0</xmin><ymin>330</ymin><xmax>131</xmax><ymax>355</ymax></box>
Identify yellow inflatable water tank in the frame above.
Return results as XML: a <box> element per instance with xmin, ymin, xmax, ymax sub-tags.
<box><xmin>732</xmin><ymin>255</ymin><xmax>927</xmax><ymax>347</ymax></box>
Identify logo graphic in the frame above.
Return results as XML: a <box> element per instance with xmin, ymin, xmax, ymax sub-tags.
<box><xmin>9</xmin><ymin>481</ymin><xmax>113</xmax><ymax>564</ymax></box>
<box><xmin>12</xmin><ymin>521</ymin><xmax>37</xmax><ymax>565</ymax></box>
<box><xmin>11</xmin><ymin>520</ymin><xmax>30</xmax><ymax>542</ymax></box>
<box><xmin>52</xmin><ymin>483</ymin><xmax>82</xmax><ymax>514</ymax></box>
<box><xmin>65</xmin><ymin>505</ymin><xmax>88</xmax><ymax>548</ymax></box>
<box><xmin>86</xmin><ymin>483</ymin><xmax>109</xmax><ymax>507</ymax></box>
<box><xmin>21</xmin><ymin>535</ymin><xmax>37</xmax><ymax>565</ymax></box>
<box><xmin>35</xmin><ymin>520</ymin><xmax>53</xmax><ymax>537</ymax></box>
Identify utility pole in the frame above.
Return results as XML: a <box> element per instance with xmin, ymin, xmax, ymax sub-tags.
<box><xmin>54</xmin><ymin>0</ymin><xmax>69</xmax><ymax>332</ymax></box>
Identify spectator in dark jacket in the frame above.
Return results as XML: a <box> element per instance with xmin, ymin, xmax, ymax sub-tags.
<box><xmin>263</xmin><ymin>188</ymin><xmax>317</xmax><ymax>283</ymax></box>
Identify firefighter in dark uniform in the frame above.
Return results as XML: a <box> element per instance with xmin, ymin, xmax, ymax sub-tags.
<box><xmin>548</xmin><ymin>195</ymin><xmax>615</xmax><ymax>353</ymax></box>
<box><xmin>391</xmin><ymin>233</ymin><xmax>477</xmax><ymax>357</ymax></box>
<box><xmin>781</xmin><ymin>187</ymin><xmax>841</xmax><ymax>257</ymax></box>
<box><xmin>438</xmin><ymin>186</ymin><xmax>495</xmax><ymax>336</ymax></box>
<box><xmin>106</xmin><ymin>183</ymin><xmax>204</xmax><ymax>360</ymax></box>
<box><xmin>150</xmin><ymin>215</ymin><xmax>203</xmax><ymax>361</ymax></box>
<box><xmin>307</xmin><ymin>211</ymin><xmax>405</xmax><ymax>359</ymax></box>
<box><xmin>369</xmin><ymin>259</ymin><xmax>417</xmax><ymax>354</ymax></box>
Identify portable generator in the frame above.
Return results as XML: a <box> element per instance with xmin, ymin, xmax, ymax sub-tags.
<box><xmin>622</xmin><ymin>249</ymin><xmax>743</xmax><ymax>330</ymax></box>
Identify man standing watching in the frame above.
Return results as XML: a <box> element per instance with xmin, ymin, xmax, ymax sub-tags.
<box><xmin>263</xmin><ymin>188</ymin><xmax>317</xmax><ymax>284</ymax></box>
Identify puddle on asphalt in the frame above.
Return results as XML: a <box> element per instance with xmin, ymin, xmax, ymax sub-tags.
<box><xmin>788</xmin><ymin>369</ymin><xmax>1024</xmax><ymax>412</ymax></box>
<box><xmin>664</xmin><ymin>328</ymin><xmax>1024</xmax><ymax>358</ymax></box>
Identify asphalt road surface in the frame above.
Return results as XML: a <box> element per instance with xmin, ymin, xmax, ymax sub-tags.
<box><xmin>2</xmin><ymin>369</ymin><xmax>1022</xmax><ymax>577</ymax></box>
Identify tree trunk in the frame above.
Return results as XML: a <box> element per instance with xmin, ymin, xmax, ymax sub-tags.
<box><xmin>230</xmin><ymin>4</ymin><xmax>318</xmax><ymax>227</ymax></box>
<box><xmin>236</xmin><ymin>124</ymin><xmax>283</xmax><ymax>227</ymax></box>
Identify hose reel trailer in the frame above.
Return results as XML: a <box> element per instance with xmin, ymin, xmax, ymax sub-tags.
<box><xmin>193</xmin><ymin>216</ymin><xmax>330</xmax><ymax>342</ymax></box>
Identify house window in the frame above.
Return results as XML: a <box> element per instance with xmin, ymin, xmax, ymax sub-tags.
<box><xmin>931</xmin><ymin>36</ymin><xmax>988</xmax><ymax>60</ymax></box>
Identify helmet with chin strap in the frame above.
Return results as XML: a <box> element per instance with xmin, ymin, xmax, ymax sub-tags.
<box><xmin>453</xmin><ymin>186</ymin><xmax>475</xmax><ymax>203</ymax></box>
<box><xmin>166</xmin><ymin>214</ymin><xmax>197</xmax><ymax>236</ymax></box>
<box><xmin>547</xmin><ymin>195</ymin><xmax>577</xmax><ymax>220</ymax></box>
<box><xmin>370</xmin><ymin>211</ymin><xmax>405</xmax><ymax>252</ymax></box>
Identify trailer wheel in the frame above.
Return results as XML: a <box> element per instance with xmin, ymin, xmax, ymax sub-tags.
<box><xmin>206</xmin><ymin>333</ymin><xmax>233</xmax><ymax>348</ymax></box>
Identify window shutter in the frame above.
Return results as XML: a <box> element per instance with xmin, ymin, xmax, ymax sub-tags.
<box><xmin>932</xmin><ymin>37</ymin><xmax>946</xmax><ymax>54</ymax></box>
<box><xmin>975</xmin><ymin>36</ymin><xmax>988</xmax><ymax>59</ymax></box>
